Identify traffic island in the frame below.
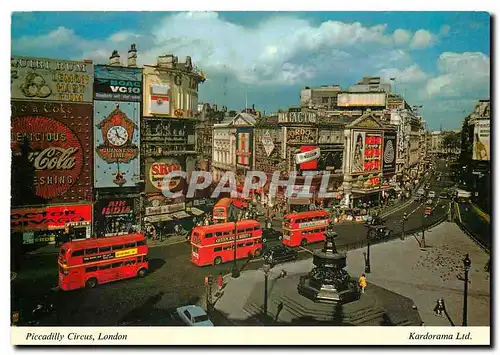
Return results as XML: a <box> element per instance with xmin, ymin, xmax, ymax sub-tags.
<box><xmin>241</xmin><ymin>274</ymin><xmax>422</xmax><ymax>326</ymax></box>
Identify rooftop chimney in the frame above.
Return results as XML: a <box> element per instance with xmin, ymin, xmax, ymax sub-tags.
<box><xmin>128</xmin><ymin>44</ymin><xmax>137</xmax><ymax>67</ymax></box>
<box><xmin>185</xmin><ymin>56</ymin><xmax>192</xmax><ymax>71</ymax></box>
<box><xmin>109</xmin><ymin>50</ymin><xmax>121</xmax><ymax>66</ymax></box>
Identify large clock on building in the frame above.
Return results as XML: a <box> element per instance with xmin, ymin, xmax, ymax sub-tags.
<box><xmin>107</xmin><ymin>125</ymin><xmax>129</xmax><ymax>147</ymax></box>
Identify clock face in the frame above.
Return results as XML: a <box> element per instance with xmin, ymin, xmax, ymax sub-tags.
<box><xmin>107</xmin><ymin>125</ymin><xmax>129</xmax><ymax>147</ymax></box>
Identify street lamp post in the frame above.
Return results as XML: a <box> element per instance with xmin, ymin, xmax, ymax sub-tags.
<box><xmin>262</xmin><ymin>263</ymin><xmax>271</xmax><ymax>318</ymax></box>
<box><xmin>364</xmin><ymin>226</ymin><xmax>373</xmax><ymax>273</ymax></box>
<box><xmin>462</xmin><ymin>253</ymin><xmax>471</xmax><ymax>326</ymax></box>
<box><xmin>421</xmin><ymin>214</ymin><xmax>427</xmax><ymax>248</ymax></box>
<box><xmin>402</xmin><ymin>212</ymin><xmax>408</xmax><ymax>240</ymax></box>
<box><xmin>232</xmin><ymin>213</ymin><xmax>241</xmax><ymax>278</ymax></box>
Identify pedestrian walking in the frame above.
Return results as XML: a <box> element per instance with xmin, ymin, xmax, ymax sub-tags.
<box><xmin>217</xmin><ymin>273</ymin><xmax>223</xmax><ymax>291</ymax></box>
<box><xmin>359</xmin><ymin>273</ymin><xmax>367</xmax><ymax>293</ymax></box>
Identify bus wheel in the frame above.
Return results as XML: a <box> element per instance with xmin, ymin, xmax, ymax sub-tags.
<box><xmin>137</xmin><ymin>268</ymin><xmax>147</xmax><ymax>278</ymax></box>
<box><xmin>300</xmin><ymin>239</ymin><xmax>307</xmax><ymax>247</ymax></box>
<box><xmin>214</xmin><ymin>256</ymin><xmax>223</xmax><ymax>266</ymax></box>
<box><xmin>85</xmin><ymin>278</ymin><xmax>97</xmax><ymax>289</ymax></box>
<box><xmin>254</xmin><ymin>248</ymin><xmax>262</xmax><ymax>257</ymax></box>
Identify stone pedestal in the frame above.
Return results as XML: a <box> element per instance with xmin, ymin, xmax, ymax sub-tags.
<box><xmin>297</xmin><ymin>227</ymin><xmax>359</xmax><ymax>304</ymax></box>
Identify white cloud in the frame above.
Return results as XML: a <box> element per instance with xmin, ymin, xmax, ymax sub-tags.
<box><xmin>393</xmin><ymin>29</ymin><xmax>412</xmax><ymax>46</ymax></box>
<box><xmin>410</xmin><ymin>29</ymin><xmax>435</xmax><ymax>49</ymax></box>
<box><xmin>11</xmin><ymin>12</ymin><xmax>442</xmax><ymax>86</ymax></box>
<box><xmin>378</xmin><ymin>64</ymin><xmax>428</xmax><ymax>83</ymax></box>
<box><xmin>422</xmin><ymin>52</ymin><xmax>490</xmax><ymax>98</ymax></box>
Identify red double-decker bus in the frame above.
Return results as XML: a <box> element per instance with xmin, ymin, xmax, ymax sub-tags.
<box><xmin>190</xmin><ymin>220</ymin><xmax>262</xmax><ymax>266</ymax></box>
<box><xmin>58</xmin><ymin>233</ymin><xmax>148</xmax><ymax>291</ymax></box>
<box><xmin>212</xmin><ymin>198</ymin><xmax>248</xmax><ymax>223</ymax></box>
<box><xmin>282</xmin><ymin>210</ymin><xmax>330</xmax><ymax>247</ymax></box>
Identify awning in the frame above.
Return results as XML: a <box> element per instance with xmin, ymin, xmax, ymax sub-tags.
<box><xmin>144</xmin><ymin>214</ymin><xmax>173</xmax><ymax>223</ymax></box>
<box><xmin>173</xmin><ymin>211</ymin><xmax>191</xmax><ymax>220</ymax></box>
<box><xmin>190</xmin><ymin>207</ymin><xmax>205</xmax><ymax>216</ymax></box>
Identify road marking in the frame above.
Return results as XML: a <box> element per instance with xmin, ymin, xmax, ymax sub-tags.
<box><xmin>298</xmin><ymin>246</ymin><xmax>314</xmax><ymax>254</ymax></box>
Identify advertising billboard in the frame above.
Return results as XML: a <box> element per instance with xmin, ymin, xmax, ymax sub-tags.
<box><xmin>11</xmin><ymin>101</ymin><xmax>93</xmax><ymax>206</ymax></box>
<box><xmin>286</xmin><ymin>127</ymin><xmax>317</xmax><ymax>144</ymax></box>
<box><xmin>382</xmin><ymin>131</ymin><xmax>397</xmax><ymax>173</ymax></box>
<box><xmin>94</xmin><ymin>101</ymin><xmax>140</xmax><ymax>188</ymax></box>
<box><xmin>94</xmin><ymin>198</ymin><xmax>136</xmax><ymax>237</ymax></box>
<box><xmin>145</xmin><ymin>157</ymin><xmax>186</xmax><ymax>194</ymax></box>
<box><xmin>236</xmin><ymin>128</ymin><xmax>253</xmax><ymax>167</ymax></box>
<box><xmin>11</xmin><ymin>204</ymin><xmax>92</xmax><ymax>232</ymax></box>
<box><xmin>94</xmin><ymin>65</ymin><xmax>142</xmax><ymax>102</ymax></box>
<box><xmin>337</xmin><ymin>93</ymin><xmax>386</xmax><ymax>107</ymax></box>
<box><xmin>472</xmin><ymin>120</ymin><xmax>490</xmax><ymax>161</ymax></box>
<box><xmin>350</xmin><ymin>131</ymin><xmax>382</xmax><ymax>174</ymax></box>
<box><xmin>318</xmin><ymin>149</ymin><xmax>343</xmax><ymax>173</ymax></box>
<box><xmin>296</xmin><ymin>146</ymin><xmax>320</xmax><ymax>170</ymax></box>
<box><xmin>11</xmin><ymin>56</ymin><xmax>93</xmax><ymax>103</ymax></box>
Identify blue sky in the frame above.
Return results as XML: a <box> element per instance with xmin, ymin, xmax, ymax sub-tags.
<box><xmin>11</xmin><ymin>11</ymin><xmax>490</xmax><ymax>130</ymax></box>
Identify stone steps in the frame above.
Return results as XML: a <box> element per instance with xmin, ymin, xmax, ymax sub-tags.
<box><xmin>343</xmin><ymin>305</ymin><xmax>386</xmax><ymax>326</ymax></box>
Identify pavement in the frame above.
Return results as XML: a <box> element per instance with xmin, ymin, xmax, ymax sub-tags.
<box><xmin>213</xmin><ymin>222</ymin><xmax>490</xmax><ymax>326</ymax></box>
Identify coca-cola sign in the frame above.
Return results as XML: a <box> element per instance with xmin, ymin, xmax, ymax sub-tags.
<box><xmin>11</xmin><ymin>101</ymin><xmax>92</xmax><ymax>205</ymax></box>
<box><xmin>12</xmin><ymin>116</ymin><xmax>83</xmax><ymax>199</ymax></box>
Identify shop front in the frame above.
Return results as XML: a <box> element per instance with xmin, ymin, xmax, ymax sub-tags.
<box><xmin>11</xmin><ymin>204</ymin><xmax>92</xmax><ymax>253</ymax></box>
<box><xmin>94</xmin><ymin>197</ymin><xmax>137</xmax><ymax>237</ymax></box>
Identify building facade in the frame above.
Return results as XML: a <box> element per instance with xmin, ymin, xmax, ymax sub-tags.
<box><xmin>10</xmin><ymin>55</ymin><xmax>94</xmax><ymax>263</ymax></box>
<box><xmin>92</xmin><ymin>46</ymin><xmax>143</xmax><ymax>237</ymax></box>
<box><xmin>342</xmin><ymin>111</ymin><xmax>398</xmax><ymax>209</ymax></box>
<box><xmin>141</xmin><ymin>53</ymin><xmax>205</xmax><ymax>231</ymax></box>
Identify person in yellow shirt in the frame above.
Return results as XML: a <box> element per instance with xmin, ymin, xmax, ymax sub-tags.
<box><xmin>359</xmin><ymin>274</ymin><xmax>367</xmax><ymax>293</ymax></box>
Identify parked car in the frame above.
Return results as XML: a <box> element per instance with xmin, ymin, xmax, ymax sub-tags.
<box><xmin>262</xmin><ymin>228</ymin><xmax>282</xmax><ymax>243</ymax></box>
<box><xmin>262</xmin><ymin>245</ymin><xmax>298</xmax><ymax>265</ymax></box>
<box><xmin>428</xmin><ymin>190</ymin><xmax>436</xmax><ymax>198</ymax></box>
<box><xmin>176</xmin><ymin>305</ymin><xmax>214</xmax><ymax>326</ymax></box>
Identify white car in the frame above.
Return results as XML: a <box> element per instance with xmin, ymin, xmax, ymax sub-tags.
<box><xmin>428</xmin><ymin>191</ymin><xmax>436</xmax><ymax>198</ymax></box>
<box><xmin>176</xmin><ymin>305</ymin><xmax>214</xmax><ymax>326</ymax></box>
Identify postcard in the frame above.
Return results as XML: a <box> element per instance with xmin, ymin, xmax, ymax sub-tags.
<box><xmin>9</xmin><ymin>9</ymin><xmax>491</xmax><ymax>346</ymax></box>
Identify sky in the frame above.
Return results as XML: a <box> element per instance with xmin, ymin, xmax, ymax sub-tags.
<box><xmin>11</xmin><ymin>11</ymin><xmax>491</xmax><ymax>130</ymax></box>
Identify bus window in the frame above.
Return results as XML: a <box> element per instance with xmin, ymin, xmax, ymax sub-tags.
<box><xmin>112</xmin><ymin>244</ymin><xmax>124</xmax><ymax>251</ymax></box>
<box><xmin>222</xmin><ymin>231</ymin><xmax>231</xmax><ymax>236</ymax></box>
<box><xmin>137</xmin><ymin>240</ymin><xmax>146</xmax><ymax>246</ymax></box>
<box><xmin>85</xmin><ymin>248</ymin><xmax>98</xmax><ymax>255</ymax></box>
<box><xmin>245</xmin><ymin>242</ymin><xmax>253</xmax><ymax>246</ymax></box>
<box><xmin>254</xmin><ymin>226</ymin><xmax>261</xmax><ymax>231</ymax></box>
<box><xmin>99</xmin><ymin>246</ymin><xmax>111</xmax><ymax>253</ymax></box>
<box><xmin>72</xmin><ymin>250</ymin><xmax>84</xmax><ymax>257</ymax></box>
<box><xmin>205</xmin><ymin>233</ymin><xmax>213</xmax><ymax>239</ymax></box>
<box><xmin>237</xmin><ymin>243</ymin><xmax>245</xmax><ymax>248</ymax></box>
<box><xmin>112</xmin><ymin>262</ymin><xmax>123</xmax><ymax>268</ymax></box>
<box><xmin>125</xmin><ymin>242</ymin><xmax>136</xmax><ymax>248</ymax></box>
<box><xmin>215</xmin><ymin>232</ymin><xmax>223</xmax><ymax>237</ymax></box>
<box><xmin>99</xmin><ymin>264</ymin><xmax>111</xmax><ymax>270</ymax></box>
<box><xmin>192</xmin><ymin>245</ymin><xmax>199</xmax><ymax>253</ymax></box>
<box><xmin>214</xmin><ymin>247</ymin><xmax>222</xmax><ymax>252</ymax></box>
<box><xmin>85</xmin><ymin>266</ymin><xmax>98</xmax><ymax>273</ymax></box>
<box><xmin>223</xmin><ymin>245</ymin><xmax>232</xmax><ymax>251</ymax></box>
<box><xmin>60</xmin><ymin>248</ymin><xmax>66</xmax><ymax>256</ymax></box>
